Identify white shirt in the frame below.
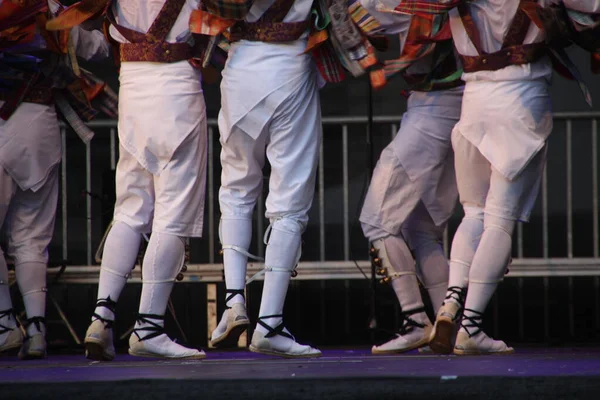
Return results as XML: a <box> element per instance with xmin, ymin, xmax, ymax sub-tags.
<box><xmin>109</xmin><ymin>0</ymin><xmax>199</xmax><ymax>44</ymax></box>
<box><xmin>246</xmin><ymin>0</ymin><xmax>313</xmax><ymax>23</ymax></box>
<box><xmin>219</xmin><ymin>0</ymin><xmax>317</xmax><ymax>142</ymax></box>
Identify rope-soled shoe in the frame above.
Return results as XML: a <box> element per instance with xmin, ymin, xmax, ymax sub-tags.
<box><xmin>18</xmin><ymin>317</ymin><xmax>46</xmax><ymax>360</ymax></box>
<box><xmin>249</xmin><ymin>315</ymin><xmax>321</xmax><ymax>358</ymax></box>
<box><xmin>128</xmin><ymin>313</ymin><xmax>206</xmax><ymax>359</ymax></box>
<box><xmin>85</xmin><ymin>297</ymin><xmax>117</xmax><ymax>361</ymax></box>
<box><xmin>210</xmin><ymin>290</ymin><xmax>250</xmax><ymax>348</ymax></box>
<box><xmin>453</xmin><ymin>309</ymin><xmax>514</xmax><ymax>355</ymax></box>
<box><xmin>429</xmin><ymin>286</ymin><xmax>465</xmax><ymax>354</ymax></box>
<box><xmin>0</xmin><ymin>309</ymin><xmax>23</xmax><ymax>354</ymax></box>
<box><xmin>372</xmin><ymin>307</ymin><xmax>432</xmax><ymax>355</ymax></box>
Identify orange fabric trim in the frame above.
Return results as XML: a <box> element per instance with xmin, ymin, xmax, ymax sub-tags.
<box><xmin>189</xmin><ymin>9</ymin><xmax>235</xmax><ymax>36</ymax></box>
<box><xmin>46</xmin><ymin>0</ymin><xmax>109</xmax><ymax>31</ymax></box>
<box><xmin>304</xmin><ymin>29</ymin><xmax>328</xmax><ymax>54</ymax></box>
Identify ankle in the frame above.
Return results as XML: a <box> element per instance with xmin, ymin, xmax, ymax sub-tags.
<box><xmin>225</xmin><ymin>289</ymin><xmax>246</xmax><ymax>308</ymax></box>
<box><xmin>93</xmin><ymin>296</ymin><xmax>117</xmax><ymax>322</ymax></box>
<box><xmin>25</xmin><ymin>317</ymin><xmax>46</xmax><ymax>337</ymax></box>
<box><xmin>94</xmin><ymin>308</ymin><xmax>115</xmax><ymax>322</ymax></box>
<box><xmin>133</xmin><ymin>313</ymin><xmax>165</xmax><ymax>341</ymax></box>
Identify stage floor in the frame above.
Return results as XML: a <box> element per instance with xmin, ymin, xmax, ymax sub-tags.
<box><xmin>2</xmin><ymin>348</ymin><xmax>600</xmax><ymax>399</ymax></box>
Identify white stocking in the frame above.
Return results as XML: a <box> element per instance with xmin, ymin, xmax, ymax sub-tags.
<box><xmin>133</xmin><ymin>232</ymin><xmax>184</xmax><ymax>349</ymax></box>
<box><xmin>220</xmin><ymin>217</ymin><xmax>253</xmax><ymax>306</ymax></box>
<box><xmin>460</xmin><ymin>213</ymin><xmax>515</xmax><ymax>335</ymax></box>
<box><xmin>15</xmin><ymin>262</ymin><xmax>47</xmax><ymax>335</ymax></box>
<box><xmin>378</xmin><ymin>235</ymin><xmax>429</xmax><ymax>327</ymax></box>
<box><xmin>93</xmin><ymin>221</ymin><xmax>141</xmax><ymax>321</ymax></box>
<box><xmin>402</xmin><ymin>207</ymin><xmax>449</xmax><ymax>314</ymax></box>
<box><xmin>255</xmin><ymin>219</ymin><xmax>302</xmax><ymax>348</ymax></box>
<box><xmin>445</xmin><ymin>205</ymin><xmax>484</xmax><ymax>305</ymax></box>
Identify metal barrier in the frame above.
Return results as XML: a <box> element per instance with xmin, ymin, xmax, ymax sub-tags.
<box><xmin>51</xmin><ymin>111</ymin><xmax>600</xmax><ymax>282</ymax></box>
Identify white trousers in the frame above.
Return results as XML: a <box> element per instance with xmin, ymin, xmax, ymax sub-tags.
<box><xmin>0</xmin><ymin>165</ymin><xmax>58</xmax><ymax>265</ymax></box>
<box><xmin>360</xmin><ymin>88</ymin><xmax>462</xmax><ymax>240</ymax></box>
<box><xmin>452</xmin><ymin>132</ymin><xmax>547</xmax><ymax>222</ymax></box>
<box><xmin>113</xmin><ymin>130</ymin><xmax>207</xmax><ymax>237</ymax></box>
<box><xmin>218</xmin><ymin>69</ymin><xmax>321</xmax><ymax>228</ymax></box>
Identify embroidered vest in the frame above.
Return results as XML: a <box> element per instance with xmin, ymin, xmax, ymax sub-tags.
<box><xmin>457</xmin><ymin>0</ymin><xmax>546</xmax><ymax>73</ymax></box>
<box><xmin>107</xmin><ymin>0</ymin><xmax>195</xmax><ymax>63</ymax></box>
<box><xmin>228</xmin><ymin>0</ymin><xmax>309</xmax><ymax>43</ymax></box>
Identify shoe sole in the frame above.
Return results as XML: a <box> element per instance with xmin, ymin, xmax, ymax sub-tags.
<box><xmin>0</xmin><ymin>342</ymin><xmax>23</xmax><ymax>356</ymax></box>
<box><xmin>454</xmin><ymin>348</ymin><xmax>515</xmax><ymax>356</ymax></box>
<box><xmin>210</xmin><ymin>320</ymin><xmax>250</xmax><ymax>349</ymax></box>
<box><xmin>128</xmin><ymin>349</ymin><xmax>207</xmax><ymax>360</ymax></box>
<box><xmin>371</xmin><ymin>337</ymin><xmax>430</xmax><ymax>355</ymax></box>
<box><xmin>249</xmin><ymin>345</ymin><xmax>321</xmax><ymax>359</ymax></box>
<box><xmin>429</xmin><ymin>319</ymin><xmax>456</xmax><ymax>355</ymax></box>
<box><xmin>18</xmin><ymin>350</ymin><xmax>46</xmax><ymax>360</ymax></box>
<box><xmin>85</xmin><ymin>340</ymin><xmax>115</xmax><ymax>361</ymax></box>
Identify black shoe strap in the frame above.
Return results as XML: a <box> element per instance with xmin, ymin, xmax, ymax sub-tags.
<box><xmin>460</xmin><ymin>308</ymin><xmax>484</xmax><ymax>338</ymax></box>
<box><xmin>225</xmin><ymin>289</ymin><xmax>245</xmax><ymax>309</ymax></box>
<box><xmin>443</xmin><ymin>286</ymin><xmax>466</xmax><ymax>321</ymax></box>
<box><xmin>0</xmin><ymin>308</ymin><xmax>17</xmax><ymax>335</ymax></box>
<box><xmin>93</xmin><ymin>296</ymin><xmax>117</xmax><ymax>328</ymax></box>
<box><xmin>257</xmin><ymin>314</ymin><xmax>293</xmax><ymax>340</ymax></box>
<box><xmin>96</xmin><ymin>296</ymin><xmax>117</xmax><ymax>313</ymax></box>
<box><xmin>133</xmin><ymin>313</ymin><xmax>166</xmax><ymax>342</ymax></box>
<box><xmin>398</xmin><ymin>306</ymin><xmax>427</xmax><ymax>335</ymax></box>
<box><xmin>23</xmin><ymin>316</ymin><xmax>46</xmax><ymax>338</ymax></box>
<box><xmin>445</xmin><ymin>286</ymin><xmax>466</xmax><ymax>304</ymax></box>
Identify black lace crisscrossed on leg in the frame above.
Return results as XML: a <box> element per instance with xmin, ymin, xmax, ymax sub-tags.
<box><xmin>460</xmin><ymin>308</ymin><xmax>484</xmax><ymax>338</ymax></box>
<box><xmin>23</xmin><ymin>316</ymin><xmax>46</xmax><ymax>337</ymax></box>
<box><xmin>92</xmin><ymin>296</ymin><xmax>117</xmax><ymax>329</ymax></box>
<box><xmin>398</xmin><ymin>306</ymin><xmax>427</xmax><ymax>335</ymax></box>
<box><xmin>257</xmin><ymin>315</ymin><xmax>293</xmax><ymax>340</ymax></box>
<box><xmin>225</xmin><ymin>289</ymin><xmax>245</xmax><ymax>309</ymax></box>
<box><xmin>133</xmin><ymin>313</ymin><xmax>166</xmax><ymax>342</ymax></box>
<box><xmin>0</xmin><ymin>308</ymin><xmax>18</xmax><ymax>335</ymax></box>
<box><xmin>445</xmin><ymin>286</ymin><xmax>466</xmax><ymax>304</ymax></box>
<box><xmin>443</xmin><ymin>286</ymin><xmax>466</xmax><ymax>320</ymax></box>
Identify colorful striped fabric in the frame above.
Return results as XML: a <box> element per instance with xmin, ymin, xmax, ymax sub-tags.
<box><xmin>348</xmin><ymin>0</ymin><xmax>381</xmax><ymax>34</ymax></box>
<box><xmin>393</xmin><ymin>0</ymin><xmax>464</xmax><ymax>16</ymax></box>
<box><xmin>378</xmin><ymin>13</ymin><xmax>445</xmax><ymax>88</ymax></box>
<box><xmin>45</xmin><ymin>0</ymin><xmax>110</xmax><ymax>31</ymax></box>
<box><xmin>189</xmin><ymin>8</ymin><xmax>235</xmax><ymax>36</ymax></box>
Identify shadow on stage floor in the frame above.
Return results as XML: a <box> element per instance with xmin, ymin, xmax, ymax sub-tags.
<box><xmin>2</xmin><ymin>347</ymin><xmax>600</xmax><ymax>399</ymax></box>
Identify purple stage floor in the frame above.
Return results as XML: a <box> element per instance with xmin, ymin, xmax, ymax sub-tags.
<box><xmin>2</xmin><ymin>347</ymin><xmax>600</xmax><ymax>382</ymax></box>
<box><xmin>2</xmin><ymin>348</ymin><xmax>600</xmax><ymax>399</ymax></box>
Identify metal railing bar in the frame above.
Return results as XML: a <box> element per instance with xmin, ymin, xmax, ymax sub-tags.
<box><xmin>566</xmin><ymin>120</ymin><xmax>573</xmax><ymax>258</ymax></box>
<box><xmin>208</xmin><ymin>127</ymin><xmax>215</xmax><ymax>264</ymax></box>
<box><xmin>342</xmin><ymin>124</ymin><xmax>350</xmax><ymax>261</ymax></box>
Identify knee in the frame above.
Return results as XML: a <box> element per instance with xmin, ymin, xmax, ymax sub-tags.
<box><xmin>463</xmin><ymin>204</ymin><xmax>484</xmax><ymax>221</ymax></box>
<box><xmin>8</xmin><ymin>246</ymin><xmax>48</xmax><ymax>267</ymax></box>
<box><xmin>483</xmin><ymin>213</ymin><xmax>516</xmax><ymax>237</ymax></box>
<box><xmin>269</xmin><ymin>217</ymin><xmax>305</xmax><ymax>235</ymax></box>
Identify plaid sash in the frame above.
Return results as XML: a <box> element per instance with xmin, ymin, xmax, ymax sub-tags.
<box><xmin>307</xmin><ymin>0</ymin><xmax>382</xmax><ymax>84</ymax></box>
